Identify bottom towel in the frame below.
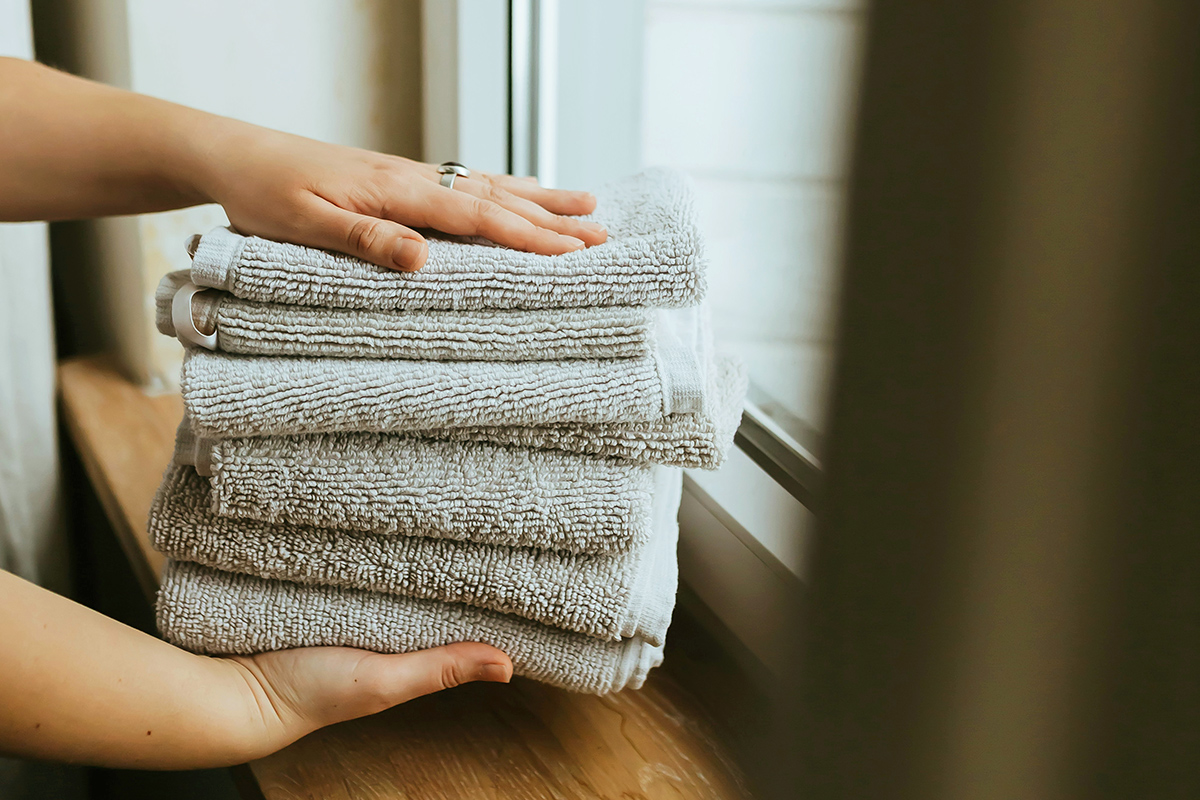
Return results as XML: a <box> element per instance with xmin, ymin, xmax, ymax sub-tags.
<box><xmin>158</xmin><ymin>561</ymin><xmax>664</xmax><ymax>694</ymax></box>
<box><xmin>150</xmin><ymin>464</ymin><xmax>681</xmax><ymax>643</ymax></box>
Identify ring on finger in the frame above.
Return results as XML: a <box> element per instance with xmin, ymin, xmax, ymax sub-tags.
<box><xmin>437</xmin><ymin>161</ymin><xmax>471</xmax><ymax>190</ymax></box>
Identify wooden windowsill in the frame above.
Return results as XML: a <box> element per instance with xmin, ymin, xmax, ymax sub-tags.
<box><xmin>57</xmin><ymin>354</ymin><xmax>754</xmax><ymax>800</ymax></box>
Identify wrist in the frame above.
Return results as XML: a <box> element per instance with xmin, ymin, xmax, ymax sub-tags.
<box><xmin>209</xmin><ymin>655</ymin><xmax>314</xmax><ymax>763</ymax></box>
<box><xmin>155</xmin><ymin>103</ymin><xmax>245</xmax><ymax>209</ymax></box>
<box><xmin>163</xmin><ymin>653</ymin><xmax>292</xmax><ymax>767</ymax></box>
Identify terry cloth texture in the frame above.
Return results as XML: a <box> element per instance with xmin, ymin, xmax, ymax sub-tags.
<box><xmin>390</xmin><ymin>353</ymin><xmax>748</xmax><ymax>468</ymax></box>
<box><xmin>187</xmin><ymin>433</ymin><xmax>655</xmax><ymax>554</ymax></box>
<box><xmin>155</xmin><ymin>271</ymin><xmax>657</xmax><ymax>361</ymax></box>
<box><xmin>185</xmin><ymin>168</ymin><xmax>705</xmax><ymax>312</ymax></box>
<box><xmin>149</xmin><ymin>465</ymin><xmax>681</xmax><ymax>643</ymax></box>
<box><xmin>158</xmin><ymin>560</ymin><xmax>665</xmax><ymax>694</ymax></box>
<box><xmin>176</xmin><ymin>354</ymin><xmax>746</xmax><ymax>479</ymax></box>
<box><xmin>180</xmin><ymin>306</ymin><xmax>713</xmax><ymax>440</ymax></box>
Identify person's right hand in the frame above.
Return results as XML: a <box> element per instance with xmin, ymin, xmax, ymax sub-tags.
<box><xmin>196</xmin><ymin>121</ymin><xmax>609</xmax><ymax>272</ymax></box>
<box><xmin>223</xmin><ymin>642</ymin><xmax>513</xmax><ymax>757</ymax></box>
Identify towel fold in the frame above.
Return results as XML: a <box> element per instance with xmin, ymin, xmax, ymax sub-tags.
<box><xmin>150</xmin><ymin>465</ymin><xmax>680</xmax><ymax>643</ymax></box>
<box><xmin>155</xmin><ymin>271</ymin><xmax>657</xmax><ymax>361</ymax></box>
<box><xmin>178</xmin><ymin>354</ymin><xmax>746</xmax><ymax>480</ymax></box>
<box><xmin>176</xmin><ymin>427</ymin><xmax>655</xmax><ymax>554</ymax></box>
<box><xmin>158</xmin><ymin>560</ymin><xmax>664</xmax><ymax>694</ymax></box>
<box><xmin>414</xmin><ymin>354</ymin><xmax>748</xmax><ymax>467</ymax></box>
<box><xmin>181</xmin><ymin>305</ymin><xmax>714</xmax><ymax>440</ymax></box>
<box><xmin>186</xmin><ymin>169</ymin><xmax>704</xmax><ymax>312</ymax></box>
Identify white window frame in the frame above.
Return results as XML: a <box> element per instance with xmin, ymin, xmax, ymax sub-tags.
<box><xmin>421</xmin><ymin>0</ymin><xmax>814</xmax><ymax>681</ymax></box>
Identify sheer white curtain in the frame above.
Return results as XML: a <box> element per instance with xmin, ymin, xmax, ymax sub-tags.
<box><xmin>0</xmin><ymin>0</ymin><xmax>69</xmax><ymax>593</ymax></box>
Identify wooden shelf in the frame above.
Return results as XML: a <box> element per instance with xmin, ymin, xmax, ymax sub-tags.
<box><xmin>57</xmin><ymin>355</ymin><xmax>753</xmax><ymax>800</ymax></box>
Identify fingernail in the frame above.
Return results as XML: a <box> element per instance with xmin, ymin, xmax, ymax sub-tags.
<box><xmin>394</xmin><ymin>238</ymin><xmax>426</xmax><ymax>271</ymax></box>
<box><xmin>475</xmin><ymin>663</ymin><xmax>512</xmax><ymax>683</ymax></box>
<box><xmin>563</xmin><ymin>236</ymin><xmax>586</xmax><ymax>251</ymax></box>
<box><xmin>580</xmin><ymin>221</ymin><xmax>607</xmax><ymax>234</ymax></box>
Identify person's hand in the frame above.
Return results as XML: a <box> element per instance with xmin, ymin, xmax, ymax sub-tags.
<box><xmin>0</xmin><ymin>568</ymin><xmax>514</xmax><ymax>769</ymax></box>
<box><xmin>221</xmin><ymin>642</ymin><xmax>512</xmax><ymax>759</ymax></box>
<box><xmin>1</xmin><ymin>58</ymin><xmax>603</xmax><ymax>270</ymax></box>
<box><xmin>195</xmin><ymin>122</ymin><xmax>609</xmax><ymax>272</ymax></box>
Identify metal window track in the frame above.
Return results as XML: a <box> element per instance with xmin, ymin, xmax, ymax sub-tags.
<box><xmin>734</xmin><ymin>396</ymin><xmax>824</xmax><ymax>513</ymax></box>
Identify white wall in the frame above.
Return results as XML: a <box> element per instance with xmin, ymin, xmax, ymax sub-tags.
<box><xmin>642</xmin><ymin>0</ymin><xmax>866</xmax><ymax>426</ymax></box>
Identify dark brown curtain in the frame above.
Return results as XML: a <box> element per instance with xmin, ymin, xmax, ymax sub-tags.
<box><xmin>793</xmin><ymin>1</ymin><xmax>1200</xmax><ymax>797</ymax></box>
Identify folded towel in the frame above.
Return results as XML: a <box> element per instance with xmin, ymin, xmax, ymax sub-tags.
<box><xmin>178</xmin><ymin>354</ymin><xmax>746</xmax><ymax>477</ymax></box>
<box><xmin>184</xmin><ymin>168</ymin><xmax>704</xmax><ymax>312</ymax></box>
<box><xmin>175</xmin><ymin>427</ymin><xmax>653</xmax><ymax>554</ymax></box>
<box><xmin>155</xmin><ymin>271</ymin><xmax>657</xmax><ymax>361</ymax></box>
<box><xmin>158</xmin><ymin>560</ymin><xmax>664</xmax><ymax>694</ymax></box>
<box><xmin>417</xmin><ymin>354</ymin><xmax>748</xmax><ymax>467</ymax></box>
<box><xmin>150</xmin><ymin>465</ymin><xmax>680</xmax><ymax>643</ymax></box>
<box><xmin>181</xmin><ymin>305</ymin><xmax>714</xmax><ymax>440</ymax></box>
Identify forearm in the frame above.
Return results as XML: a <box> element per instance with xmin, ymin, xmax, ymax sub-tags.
<box><xmin>0</xmin><ymin>57</ymin><xmax>231</xmax><ymax>221</ymax></box>
<box><xmin>0</xmin><ymin>569</ymin><xmax>273</xmax><ymax>769</ymax></box>
<box><xmin>0</xmin><ymin>57</ymin><xmax>603</xmax><ymax>271</ymax></box>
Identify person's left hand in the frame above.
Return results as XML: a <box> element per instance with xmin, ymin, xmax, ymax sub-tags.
<box><xmin>221</xmin><ymin>642</ymin><xmax>513</xmax><ymax>758</ymax></box>
<box><xmin>196</xmin><ymin>123</ymin><xmax>608</xmax><ymax>272</ymax></box>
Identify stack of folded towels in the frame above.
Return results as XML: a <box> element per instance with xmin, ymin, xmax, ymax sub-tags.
<box><xmin>148</xmin><ymin>168</ymin><xmax>746</xmax><ymax>694</ymax></box>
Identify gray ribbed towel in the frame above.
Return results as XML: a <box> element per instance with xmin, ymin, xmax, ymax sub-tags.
<box><xmin>158</xmin><ymin>561</ymin><xmax>664</xmax><ymax>694</ymax></box>
<box><xmin>417</xmin><ymin>355</ymin><xmax>748</xmax><ymax>467</ymax></box>
<box><xmin>181</xmin><ymin>305</ymin><xmax>715</xmax><ymax>440</ymax></box>
<box><xmin>176</xmin><ymin>428</ymin><xmax>653</xmax><ymax>554</ymax></box>
<box><xmin>185</xmin><ymin>168</ymin><xmax>704</xmax><ymax>312</ymax></box>
<box><xmin>178</xmin><ymin>354</ymin><xmax>746</xmax><ymax>475</ymax></box>
<box><xmin>150</xmin><ymin>465</ymin><xmax>680</xmax><ymax>643</ymax></box>
<box><xmin>155</xmin><ymin>271</ymin><xmax>657</xmax><ymax>361</ymax></box>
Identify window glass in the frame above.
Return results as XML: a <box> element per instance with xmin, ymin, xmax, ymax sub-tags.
<box><xmin>550</xmin><ymin>0</ymin><xmax>866</xmax><ymax>438</ymax></box>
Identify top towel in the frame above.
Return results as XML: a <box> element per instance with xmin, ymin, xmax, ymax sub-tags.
<box><xmin>187</xmin><ymin>168</ymin><xmax>706</xmax><ymax>312</ymax></box>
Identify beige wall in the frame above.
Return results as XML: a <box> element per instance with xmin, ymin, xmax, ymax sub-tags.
<box><xmin>33</xmin><ymin>0</ymin><xmax>424</xmax><ymax>389</ymax></box>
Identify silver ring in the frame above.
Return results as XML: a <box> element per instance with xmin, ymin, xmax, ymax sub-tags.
<box><xmin>438</xmin><ymin>161</ymin><xmax>470</xmax><ymax>190</ymax></box>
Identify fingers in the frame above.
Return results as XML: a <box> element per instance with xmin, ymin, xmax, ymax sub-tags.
<box><xmin>418</xmin><ymin>186</ymin><xmax>588</xmax><ymax>256</ymax></box>
<box><xmin>488</xmin><ymin>173</ymin><xmax>598</xmax><ymax>216</ymax></box>
<box><xmin>456</xmin><ymin>177</ymin><xmax>607</xmax><ymax>246</ymax></box>
<box><xmin>354</xmin><ymin>643</ymin><xmax>513</xmax><ymax>708</ymax></box>
<box><xmin>310</xmin><ymin>201</ymin><xmax>429</xmax><ymax>272</ymax></box>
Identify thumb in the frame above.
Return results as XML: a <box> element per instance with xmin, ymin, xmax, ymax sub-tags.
<box><xmin>314</xmin><ymin>204</ymin><xmax>429</xmax><ymax>272</ymax></box>
<box><xmin>354</xmin><ymin>642</ymin><xmax>513</xmax><ymax>709</ymax></box>
<box><xmin>310</xmin><ymin>642</ymin><xmax>512</xmax><ymax>725</ymax></box>
<box><xmin>240</xmin><ymin>643</ymin><xmax>512</xmax><ymax>737</ymax></box>
<box><xmin>226</xmin><ymin>642</ymin><xmax>508</xmax><ymax>753</ymax></box>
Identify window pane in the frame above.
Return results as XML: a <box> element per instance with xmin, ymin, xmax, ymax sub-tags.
<box><xmin>551</xmin><ymin>0</ymin><xmax>866</xmax><ymax>437</ymax></box>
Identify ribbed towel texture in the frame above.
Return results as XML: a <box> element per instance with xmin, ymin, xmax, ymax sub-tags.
<box><xmin>178</xmin><ymin>352</ymin><xmax>745</xmax><ymax>469</ymax></box>
<box><xmin>151</xmin><ymin>464</ymin><xmax>680</xmax><ymax>643</ymax></box>
<box><xmin>177</xmin><ymin>428</ymin><xmax>656</xmax><ymax>554</ymax></box>
<box><xmin>155</xmin><ymin>270</ymin><xmax>658</xmax><ymax>361</ymax></box>
<box><xmin>184</xmin><ymin>168</ymin><xmax>704</xmax><ymax>311</ymax></box>
<box><xmin>179</xmin><ymin>304</ymin><xmax>713</xmax><ymax>440</ymax></box>
<box><xmin>151</xmin><ymin>167</ymin><xmax>746</xmax><ymax>694</ymax></box>
<box><xmin>158</xmin><ymin>561</ymin><xmax>664</xmax><ymax>694</ymax></box>
<box><xmin>390</xmin><ymin>354</ymin><xmax>746</xmax><ymax>468</ymax></box>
